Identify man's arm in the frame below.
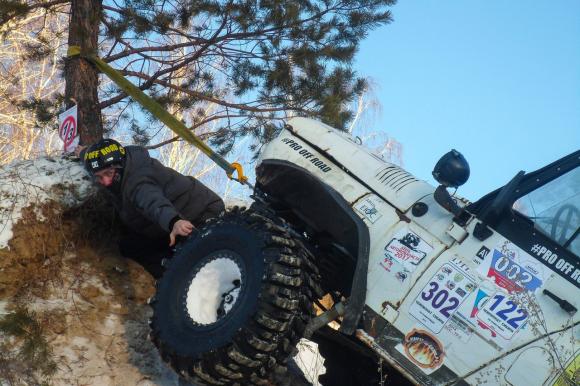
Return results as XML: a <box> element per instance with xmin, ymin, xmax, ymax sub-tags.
<box><xmin>132</xmin><ymin>181</ymin><xmax>194</xmax><ymax>246</ymax></box>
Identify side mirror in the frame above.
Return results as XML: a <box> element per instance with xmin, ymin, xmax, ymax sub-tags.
<box><xmin>432</xmin><ymin>149</ymin><xmax>470</xmax><ymax>188</ymax></box>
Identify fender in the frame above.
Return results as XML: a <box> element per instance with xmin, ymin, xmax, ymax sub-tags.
<box><xmin>256</xmin><ymin>159</ymin><xmax>369</xmax><ymax>334</ymax></box>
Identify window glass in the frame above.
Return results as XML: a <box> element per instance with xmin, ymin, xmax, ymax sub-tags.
<box><xmin>513</xmin><ymin>167</ymin><xmax>580</xmax><ymax>256</ymax></box>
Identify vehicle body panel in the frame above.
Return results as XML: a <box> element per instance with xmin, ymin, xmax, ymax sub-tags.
<box><xmin>257</xmin><ymin>128</ymin><xmax>369</xmax><ymax>203</ymax></box>
<box><xmin>276</xmin><ymin>117</ymin><xmax>435</xmax><ymax>212</ymax></box>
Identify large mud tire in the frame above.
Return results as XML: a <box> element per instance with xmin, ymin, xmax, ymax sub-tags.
<box><xmin>149</xmin><ymin>207</ymin><xmax>322</xmax><ymax>385</ymax></box>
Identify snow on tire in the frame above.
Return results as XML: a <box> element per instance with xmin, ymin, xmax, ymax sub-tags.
<box><xmin>149</xmin><ymin>207</ymin><xmax>322</xmax><ymax>385</ymax></box>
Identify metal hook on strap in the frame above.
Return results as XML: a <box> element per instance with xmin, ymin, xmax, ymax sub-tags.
<box><xmin>228</xmin><ymin>162</ymin><xmax>254</xmax><ymax>189</ymax></box>
<box><xmin>227</xmin><ymin>162</ymin><xmax>247</xmax><ymax>183</ymax></box>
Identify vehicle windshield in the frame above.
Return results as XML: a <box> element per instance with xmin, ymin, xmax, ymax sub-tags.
<box><xmin>513</xmin><ymin>167</ymin><xmax>580</xmax><ymax>256</ymax></box>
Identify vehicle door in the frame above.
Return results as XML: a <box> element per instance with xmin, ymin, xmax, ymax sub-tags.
<box><xmin>390</xmin><ymin>151</ymin><xmax>579</xmax><ymax>385</ymax></box>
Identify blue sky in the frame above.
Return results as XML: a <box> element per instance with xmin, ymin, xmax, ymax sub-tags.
<box><xmin>354</xmin><ymin>2</ymin><xmax>579</xmax><ymax>201</ymax></box>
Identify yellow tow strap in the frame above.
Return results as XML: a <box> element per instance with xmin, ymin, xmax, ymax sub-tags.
<box><xmin>67</xmin><ymin>46</ymin><xmax>248</xmax><ymax>185</ymax></box>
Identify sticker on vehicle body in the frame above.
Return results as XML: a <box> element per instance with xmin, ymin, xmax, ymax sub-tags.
<box><xmin>383</xmin><ymin>228</ymin><xmax>433</xmax><ymax>273</ymax></box>
<box><xmin>409</xmin><ymin>262</ymin><xmax>476</xmax><ymax>333</ymax></box>
<box><xmin>443</xmin><ymin>315</ymin><xmax>474</xmax><ymax>343</ymax></box>
<box><xmin>473</xmin><ymin>245</ymin><xmax>490</xmax><ymax>265</ymax></box>
<box><xmin>354</xmin><ymin>196</ymin><xmax>383</xmax><ymax>224</ymax></box>
<box><xmin>280</xmin><ymin>137</ymin><xmax>332</xmax><ymax>172</ymax></box>
<box><xmin>529</xmin><ymin>243</ymin><xmax>580</xmax><ymax>288</ymax></box>
<box><xmin>477</xmin><ymin>242</ymin><xmax>550</xmax><ymax>294</ymax></box>
<box><xmin>396</xmin><ymin>329</ymin><xmax>445</xmax><ymax>374</ymax></box>
<box><xmin>475</xmin><ymin>292</ymin><xmax>529</xmax><ymax>340</ymax></box>
<box><xmin>461</xmin><ymin>287</ymin><xmax>529</xmax><ymax>348</ymax></box>
<box><xmin>482</xmin><ymin>249</ymin><xmax>543</xmax><ymax>293</ymax></box>
<box><xmin>476</xmin><ymin>246</ymin><xmax>491</xmax><ymax>260</ymax></box>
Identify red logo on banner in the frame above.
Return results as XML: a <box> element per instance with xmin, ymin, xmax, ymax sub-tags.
<box><xmin>58</xmin><ymin>105</ymin><xmax>79</xmax><ymax>153</ymax></box>
<box><xmin>486</xmin><ymin>268</ymin><xmax>523</xmax><ymax>293</ymax></box>
<box><xmin>59</xmin><ymin>116</ymin><xmax>77</xmax><ymax>148</ymax></box>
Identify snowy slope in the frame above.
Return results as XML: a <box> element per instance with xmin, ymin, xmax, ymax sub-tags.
<box><xmin>0</xmin><ymin>156</ymin><xmax>93</xmax><ymax>249</ymax></box>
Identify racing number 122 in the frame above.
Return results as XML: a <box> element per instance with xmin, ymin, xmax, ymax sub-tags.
<box><xmin>421</xmin><ymin>282</ymin><xmax>460</xmax><ymax>317</ymax></box>
<box><xmin>487</xmin><ymin>294</ymin><xmax>527</xmax><ymax>328</ymax></box>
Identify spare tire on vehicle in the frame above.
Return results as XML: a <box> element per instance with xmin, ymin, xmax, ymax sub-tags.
<box><xmin>149</xmin><ymin>207</ymin><xmax>322</xmax><ymax>385</ymax></box>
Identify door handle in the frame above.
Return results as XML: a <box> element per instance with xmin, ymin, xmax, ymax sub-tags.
<box><xmin>543</xmin><ymin>289</ymin><xmax>577</xmax><ymax>314</ymax></box>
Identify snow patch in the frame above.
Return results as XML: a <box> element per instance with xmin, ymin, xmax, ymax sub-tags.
<box><xmin>71</xmin><ymin>336</ymin><xmax>91</xmax><ymax>347</ymax></box>
<box><xmin>294</xmin><ymin>339</ymin><xmax>326</xmax><ymax>385</ymax></box>
<box><xmin>28</xmin><ymin>298</ymin><xmax>73</xmax><ymax>313</ymax></box>
<box><xmin>81</xmin><ymin>275</ymin><xmax>115</xmax><ymax>296</ymax></box>
<box><xmin>224</xmin><ymin>197</ymin><xmax>251</xmax><ymax>209</ymax></box>
<box><xmin>104</xmin><ymin>314</ymin><xmax>120</xmax><ymax>331</ymax></box>
<box><xmin>0</xmin><ymin>300</ymin><xmax>8</xmax><ymax>316</ymax></box>
<box><xmin>0</xmin><ymin>156</ymin><xmax>93</xmax><ymax>249</ymax></box>
<box><xmin>186</xmin><ymin>257</ymin><xmax>242</xmax><ymax>324</ymax></box>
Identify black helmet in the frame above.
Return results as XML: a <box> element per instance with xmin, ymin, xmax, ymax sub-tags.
<box><xmin>84</xmin><ymin>138</ymin><xmax>126</xmax><ymax>174</ymax></box>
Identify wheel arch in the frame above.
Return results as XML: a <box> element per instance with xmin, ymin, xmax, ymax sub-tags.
<box><xmin>256</xmin><ymin>159</ymin><xmax>369</xmax><ymax>334</ymax></box>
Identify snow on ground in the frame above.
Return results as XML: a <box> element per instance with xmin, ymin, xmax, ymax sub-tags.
<box><xmin>0</xmin><ymin>300</ymin><xmax>8</xmax><ymax>316</ymax></box>
<box><xmin>0</xmin><ymin>156</ymin><xmax>93</xmax><ymax>249</ymax></box>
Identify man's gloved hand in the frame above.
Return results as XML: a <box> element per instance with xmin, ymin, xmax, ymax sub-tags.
<box><xmin>170</xmin><ymin>219</ymin><xmax>195</xmax><ymax>246</ymax></box>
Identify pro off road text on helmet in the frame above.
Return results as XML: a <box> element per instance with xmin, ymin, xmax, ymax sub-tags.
<box><xmin>84</xmin><ymin>139</ymin><xmax>126</xmax><ymax>174</ymax></box>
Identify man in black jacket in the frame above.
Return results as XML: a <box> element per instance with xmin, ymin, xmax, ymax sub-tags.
<box><xmin>82</xmin><ymin>138</ymin><xmax>225</xmax><ymax>277</ymax></box>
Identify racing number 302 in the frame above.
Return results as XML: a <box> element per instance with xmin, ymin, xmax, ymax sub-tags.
<box><xmin>421</xmin><ymin>282</ymin><xmax>460</xmax><ymax>317</ymax></box>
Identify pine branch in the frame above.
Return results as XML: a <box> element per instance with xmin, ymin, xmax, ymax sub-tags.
<box><xmin>107</xmin><ymin>70</ymin><xmax>300</xmax><ymax>114</ymax></box>
<box><xmin>146</xmin><ymin>130</ymin><xmax>219</xmax><ymax>150</ymax></box>
<box><xmin>0</xmin><ymin>0</ymin><xmax>70</xmax><ymax>26</ymax></box>
<box><xmin>100</xmin><ymin>15</ymin><xmax>228</xmax><ymax>108</ymax></box>
<box><xmin>104</xmin><ymin>40</ymin><xmax>203</xmax><ymax>63</ymax></box>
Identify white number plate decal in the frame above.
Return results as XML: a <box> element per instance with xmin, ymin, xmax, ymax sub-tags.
<box><xmin>354</xmin><ymin>196</ymin><xmax>383</xmax><ymax>224</ymax></box>
<box><xmin>482</xmin><ymin>250</ymin><xmax>543</xmax><ymax>293</ymax></box>
<box><xmin>410</xmin><ymin>263</ymin><xmax>477</xmax><ymax>333</ymax></box>
<box><xmin>477</xmin><ymin>293</ymin><xmax>528</xmax><ymax>340</ymax></box>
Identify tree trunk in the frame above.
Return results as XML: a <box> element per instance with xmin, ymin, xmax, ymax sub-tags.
<box><xmin>65</xmin><ymin>0</ymin><xmax>103</xmax><ymax>145</ymax></box>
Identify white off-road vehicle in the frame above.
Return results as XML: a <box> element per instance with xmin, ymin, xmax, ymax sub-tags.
<box><xmin>149</xmin><ymin>117</ymin><xmax>579</xmax><ymax>386</ymax></box>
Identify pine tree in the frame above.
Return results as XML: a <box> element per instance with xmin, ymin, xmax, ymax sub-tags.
<box><xmin>1</xmin><ymin>0</ymin><xmax>396</xmax><ymax>150</ymax></box>
<box><xmin>0</xmin><ymin>308</ymin><xmax>57</xmax><ymax>385</ymax></box>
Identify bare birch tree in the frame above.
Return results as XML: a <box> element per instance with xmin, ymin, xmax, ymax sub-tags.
<box><xmin>0</xmin><ymin>6</ymin><xmax>68</xmax><ymax>164</ymax></box>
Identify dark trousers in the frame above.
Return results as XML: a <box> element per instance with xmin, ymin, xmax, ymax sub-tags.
<box><xmin>118</xmin><ymin>233</ymin><xmax>170</xmax><ymax>279</ymax></box>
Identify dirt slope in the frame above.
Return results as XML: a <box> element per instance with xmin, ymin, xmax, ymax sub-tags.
<box><xmin>0</xmin><ymin>157</ymin><xmax>180</xmax><ymax>386</ymax></box>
